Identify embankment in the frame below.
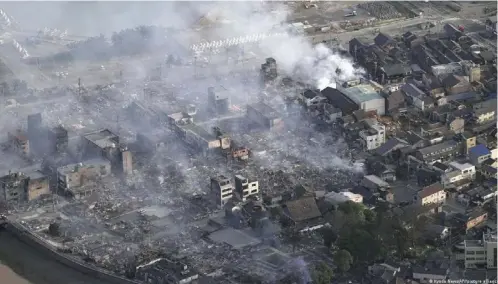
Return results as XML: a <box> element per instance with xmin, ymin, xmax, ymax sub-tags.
<box><xmin>4</xmin><ymin>221</ymin><xmax>140</xmax><ymax>284</ymax></box>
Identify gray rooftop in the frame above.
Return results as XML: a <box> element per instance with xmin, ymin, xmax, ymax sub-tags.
<box><xmin>57</xmin><ymin>158</ymin><xmax>110</xmax><ymax>176</ymax></box>
<box><xmin>180</xmin><ymin>123</ymin><xmax>217</xmax><ymax>142</ymax></box>
<box><xmin>418</xmin><ymin>140</ymin><xmax>458</xmax><ymax>156</ymax></box>
<box><xmin>208</xmin><ymin>228</ymin><xmax>261</xmax><ymax>249</ymax></box>
<box><xmin>83</xmin><ymin>129</ymin><xmax>118</xmax><ymax>149</ymax></box>
<box><xmin>247</xmin><ymin>102</ymin><xmax>281</xmax><ymax>120</ymax></box>
<box><xmin>340</xmin><ymin>84</ymin><xmax>383</xmax><ymax>104</ymax></box>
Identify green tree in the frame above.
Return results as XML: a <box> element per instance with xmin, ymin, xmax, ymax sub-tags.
<box><xmin>285</xmin><ymin>229</ymin><xmax>302</xmax><ymax>253</ymax></box>
<box><xmin>393</xmin><ymin>224</ymin><xmax>410</xmax><ymax>258</ymax></box>
<box><xmin>408</xmin><ymin>215</ymin><xmax>430</xmax><ymax>247</ymax></box>
<box><xmin>364</xmin><ymin>209</ymin><xmax>377</xmax><ymax>224</ymax></box>
<box><xmin>338</xmin><ymin>201</ymin><xmax>365</xmax><ymax>225</ymax></box>
<box><xmin>338</xmin><ymin>228</ymin><xmax>382</xmax><ymax>263</ymax></box>
<box><xmin>311</xmin><ymin>262</ymin><xmax>334</xmax><ymax>284</ymax></box>
<box><xmin>338</xmin><ymin>201</ymin><xmax>364</xmax><ymax>215</ymax></box>
<box><xmin>334</xmin><ymin>250</ymin><xmax>353</xmax><ymax>273</ymax></box>
<box><xmin>319</xmin><ymin>226</ymin><xmax>338</xmax><ymax>248</ymax></box>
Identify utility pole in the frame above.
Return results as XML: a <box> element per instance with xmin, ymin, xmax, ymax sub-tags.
<box><xmin>78</xmin><ymin>77</ymin><xmax>82</xmax><ymax>96</ymax></box>
<box><xmin>116</xmin><ymin>114</ymin><xmax>121</xmax><ymax>136</ymax></box>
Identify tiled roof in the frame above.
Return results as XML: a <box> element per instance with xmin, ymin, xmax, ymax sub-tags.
<box><xmin>418</xmin><ymin>183</ymin><xmax>444</xmax><ymax>199</ymax></box>
<box><xmin>284</xmin><ymin>197</ymin><xmax>322</xmax><ymax>222</ymax></box>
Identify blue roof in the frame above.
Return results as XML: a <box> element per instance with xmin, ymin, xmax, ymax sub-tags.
<box><xmin>469</xmin><ymin>144</ymin><xmax>491</xmax><ymax>156</ymax></box>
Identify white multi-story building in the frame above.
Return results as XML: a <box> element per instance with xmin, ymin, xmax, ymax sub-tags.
<box><xmin>441</xmin><ymin>170</ymin><xmax>463</xmax><ymax>188</ymax></box>
<box><xmin>359</xmin><ymin>122</ymin><xmax>386</xmax><ymax>151</ymax></box>
<box><xmin>448</xmin><ymin>162</ymin><xmax>476</xmax><ymax>180</ymax></box>
<box><xmin>463</xmin><ymin>233</ymin><xmax>497</xmax><ymax>269</ymax></box>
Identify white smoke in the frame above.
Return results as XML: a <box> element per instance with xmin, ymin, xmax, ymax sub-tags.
<box><xmin>217</xmin><ymin>2</ymin><xmax>364</xmax><ymax>90</ymax></box>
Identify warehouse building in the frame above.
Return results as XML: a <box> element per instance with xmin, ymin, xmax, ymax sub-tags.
<box><xmin>320</xmin><ymin>87</ymin><xmax>359</xmax><ymax>115</ymax></box>
<box><xmin>246</xmin><ymin>102</ymin><xmax>284</xmax><ymax>131</ymax></box>
<box><xmin>337</xmin><ymin>81</ymin><xmax>386</xmax><ymax>116</ymax></box>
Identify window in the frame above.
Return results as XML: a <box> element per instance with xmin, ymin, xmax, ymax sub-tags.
<box><xmin>467</xmin><ymin>251</ymin><xmax>475</xmax><ymax>255</ymax></box>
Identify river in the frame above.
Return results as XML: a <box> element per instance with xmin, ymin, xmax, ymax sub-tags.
<box><xmin>0</xmin><ymin>230</ymin><xmax>111</xmax><ymax>284</ymax></box>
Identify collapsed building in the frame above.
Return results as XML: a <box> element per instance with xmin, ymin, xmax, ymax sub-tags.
<box><xmin>261</xmin><ymin>57</ymin><xmax>278</xmax><ymax>83</ymax></box>
<box><xmin>7</xmin><ymin>130</ymin><xmax>30</xmax><ymax>156</ymax></box>
<box><xmin>135</xmin><ymin>257</ymin><xmax>199</xmax><ymax>284</ymax></box>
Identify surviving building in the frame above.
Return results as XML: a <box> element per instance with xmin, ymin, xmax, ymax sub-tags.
<box><xmin>57</xmin><ymin>158</ymin><xmax>111</xmax><ymax>196</ymax></box>
<box><xmin>337</xmin><ymin>80</ymin><xmax>386</xmax><ymax>115</ymax></box>
<box><xmin>207</xmin><ymin>86</ymin><xmax>230</xmax><ymax>115</ymax></box>
<box><xmin>415</xmin><ymin>140</ymin><xmax>460</xmax><ymax>163</ymax></box>
<box><xmin>320</xmin><ymin>87</ymin><xmax>359</xmax><ymax>115</ymax></box>
<box><xmin>234</xmin><ymin>175</ymin><xmax>259</xmax><ymax>202</ymax></box>
<box><xmin>359</xmin><ymin>120</ymin><xmax>386</xmax><ymax>151</ymax></box>
<box><xmin>246</xmin><ymin>102</ymin><xmax>284</xmax><ymax>131</ymax></box>
<box><xmin>415</xmin><ymin>183</ymin><xmax>446</xmax><ymax>206</ymax></box>
<box><xmin>210</xmin><ymin>175</ymin><xmax>234</xmax><ymax>207</ymax></box>
<box><xmin>83</xmin><ymin>129</ymin><xmax>132</xmax><ymax>175</ymax></box>
<box><xmin>0</xmin><ymin>168</ymin><xmax>50</xmax><ymax>204</ymax></box>
<box><xmin>463</xmin><ymin>233</ymin><xmax>497</xmax><ymax>269</ymax></box>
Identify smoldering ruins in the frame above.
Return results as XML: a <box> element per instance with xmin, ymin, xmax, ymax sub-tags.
<box><xmin>0</xmin><ymin>2</ymin><xmax>368</xmax><ymax>283</ymax></box>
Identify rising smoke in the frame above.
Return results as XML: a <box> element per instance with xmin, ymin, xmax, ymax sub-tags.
<box><xmin>0</xmin><ymin>1</ymin><xmax>365</xmax><ymax>174</ymax></box>
<box><xmin>0</xmin><ymin>2</ymin><xmax>366</xmax><ymax>280</ymax></box>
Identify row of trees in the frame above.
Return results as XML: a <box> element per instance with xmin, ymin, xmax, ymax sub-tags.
<box><xmin>318</xmin><ymin>201</ymin><xmax>430</xmax><ymax>272</ymax></box>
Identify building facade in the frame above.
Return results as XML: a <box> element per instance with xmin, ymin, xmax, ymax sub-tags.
<box><xmin>210</xmin><ymin>175</ymin><xmax>234</xmax><ymax>207</ymax></box>
<box><xmin>359</xmin><ymin>122</ymin><xmax>386</xmax><ymax>150</ymax></box>
<box><xmin>57</xmin><ymin>159</ymin><xmax>112</xmax><ymax>194</ymax></box>
<box><xmin>416</xmin><ymin>183</ymin><xmax>446</xmax><ymax>206</ymax></box>
<box><xmin>234</xmin><ymin>175</ymin><xmax>259</xmax><ymax>202</ymax></box>
<box><xmin>464</xmin><ymin>233</ymin><xmax>497</xmax><ymax>269</ymax></box>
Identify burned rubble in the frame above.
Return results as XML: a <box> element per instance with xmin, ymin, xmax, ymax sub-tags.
<box><xmin>0</xmin><ymin>1</ymin><xmax>496</xmax><ymax>284</ymax></box>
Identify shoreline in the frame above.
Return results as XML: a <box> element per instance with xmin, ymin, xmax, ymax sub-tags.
<box><xmin>0</xmin><ymin>263</ymin><xmax>31</xmax><ymax>284</ymax></box>
<box><xmin>1</xmin><ymin>221</ymin><xmax>140</xmax><ymax>284</ymax></box>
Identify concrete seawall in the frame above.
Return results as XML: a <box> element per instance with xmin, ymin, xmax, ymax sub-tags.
<box><xmin>4</xmin><ymin>221</ymin><xmax>140</xmax><ymax>284</ymax></box>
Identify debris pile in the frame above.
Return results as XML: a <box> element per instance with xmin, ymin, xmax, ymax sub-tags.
<box><xmin>357</xmin><ymin>2</ymin><xmax>402</xmax><ymax>20</ymax></box>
